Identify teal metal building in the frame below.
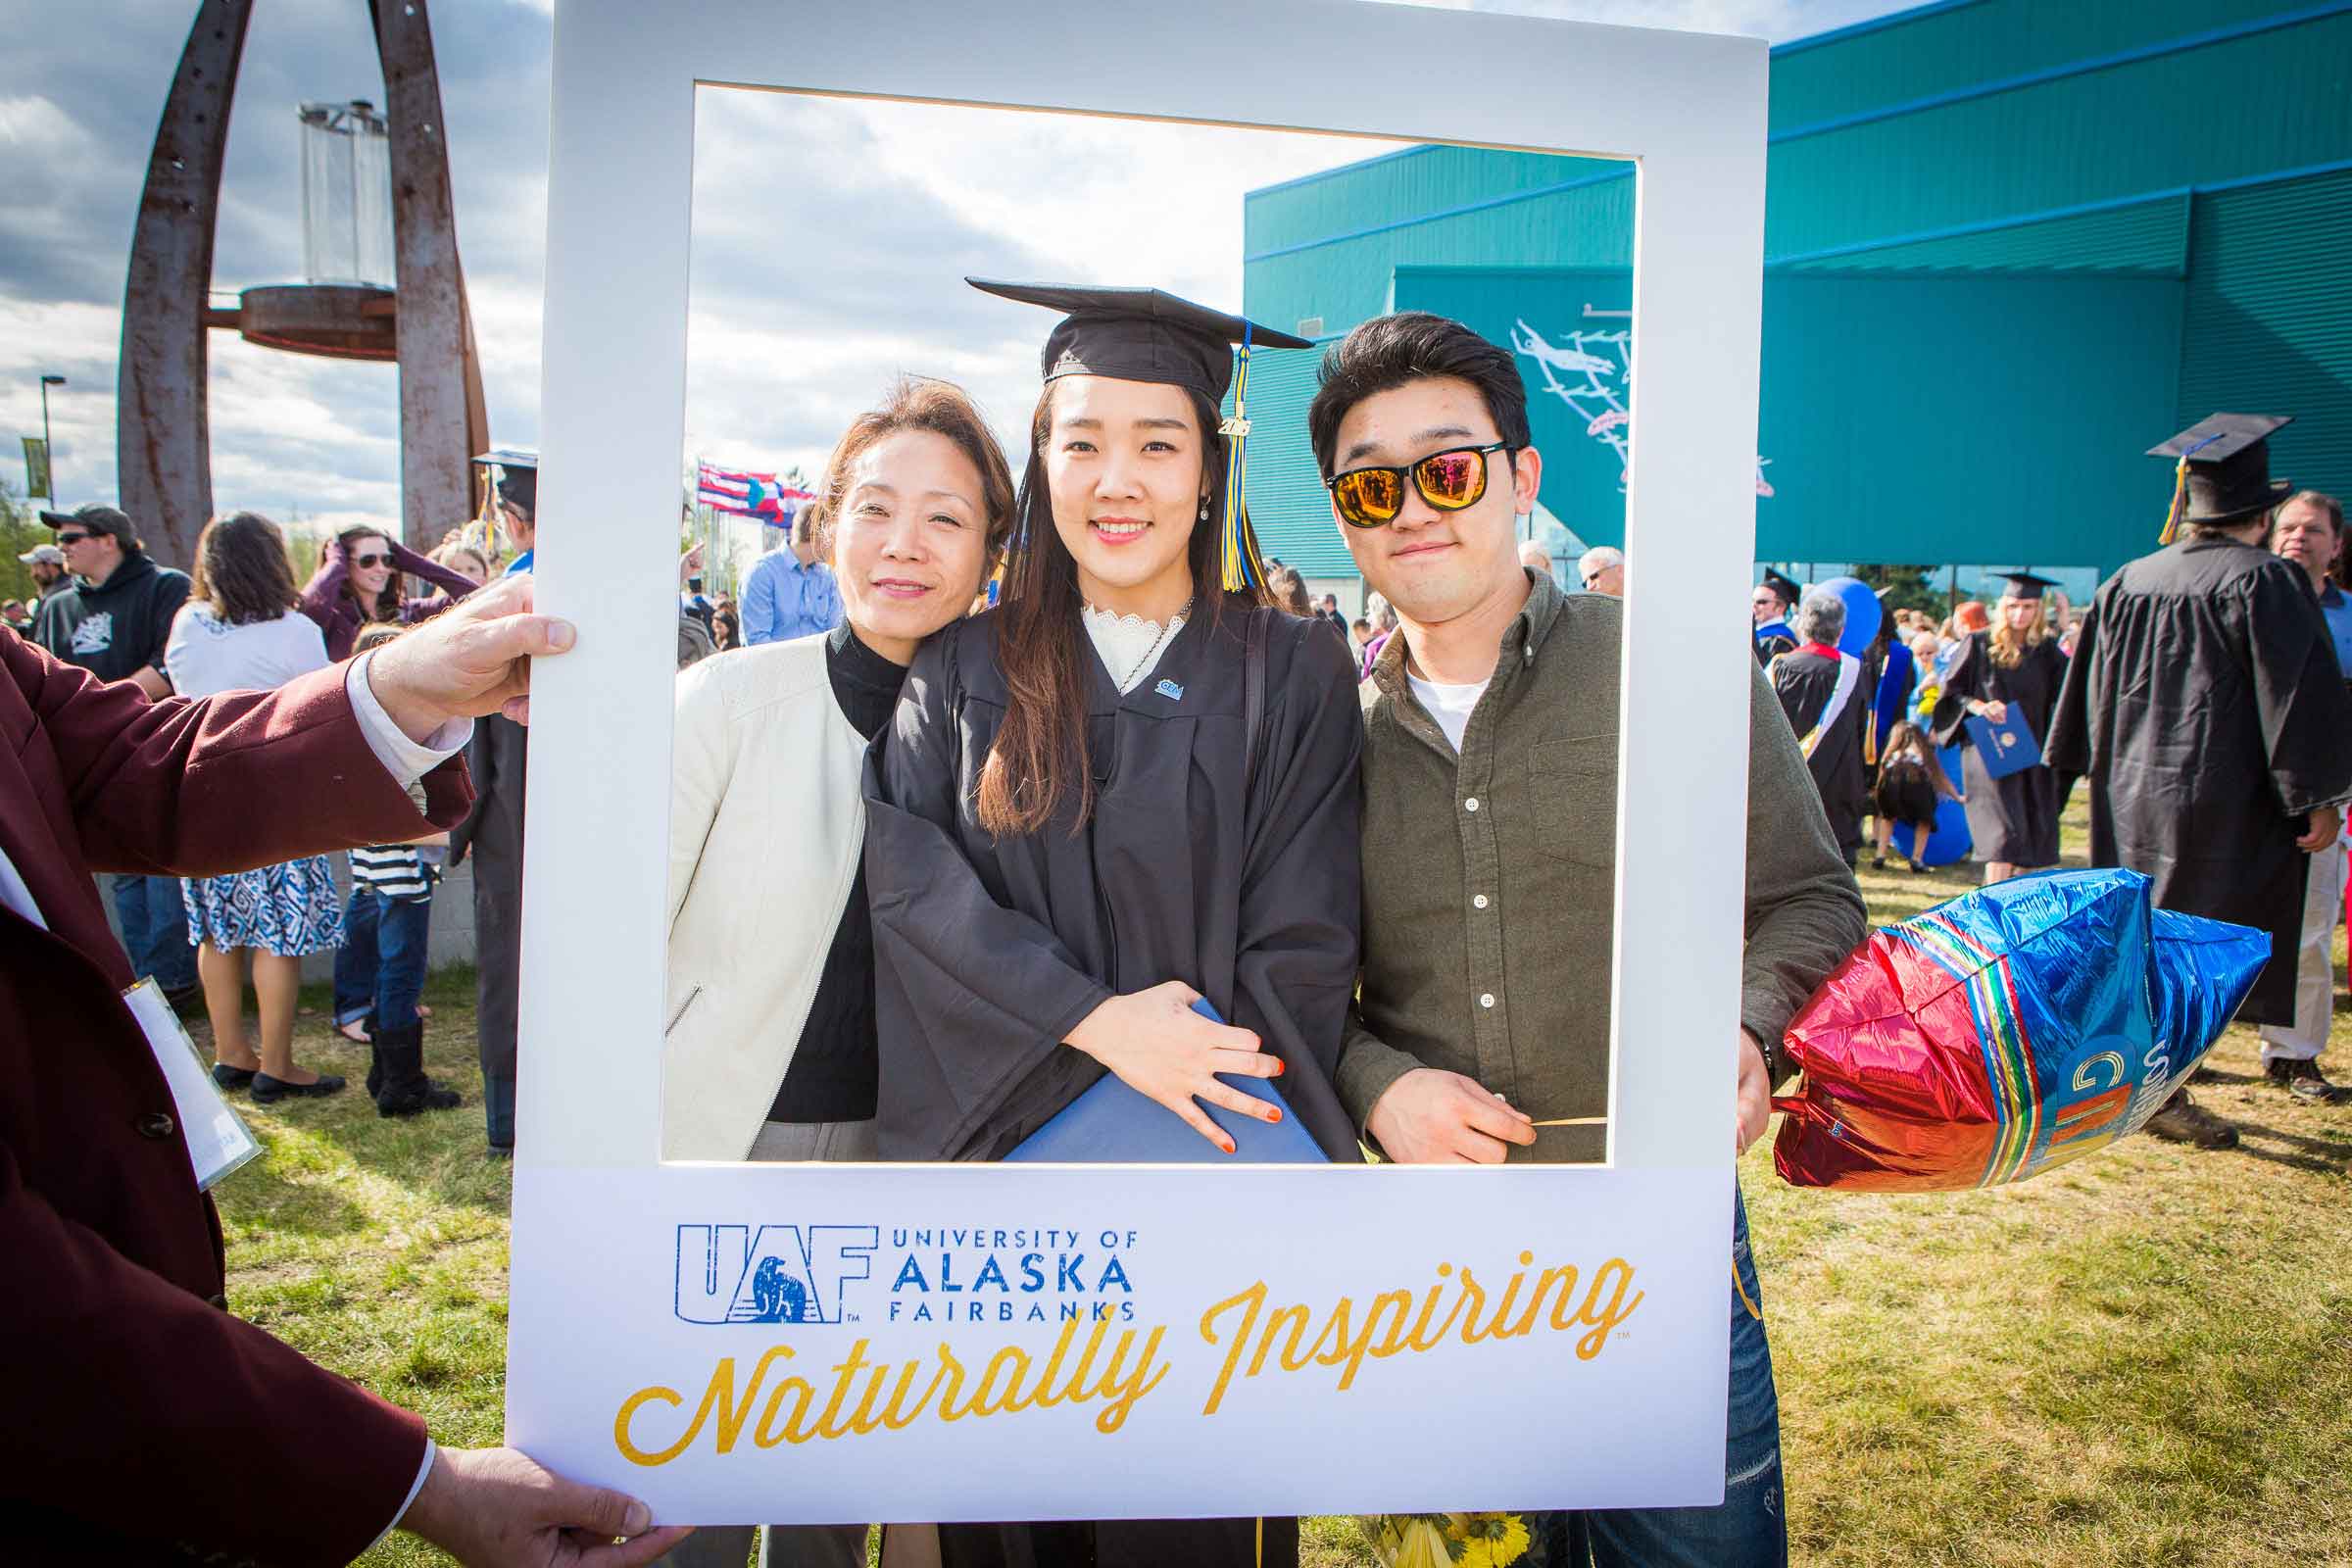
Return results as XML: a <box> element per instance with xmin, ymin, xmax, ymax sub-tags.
<box><xmin>1239</xmin><ymin>0</ymin><xmax>2352</xmax><ymax>591</ymax></box>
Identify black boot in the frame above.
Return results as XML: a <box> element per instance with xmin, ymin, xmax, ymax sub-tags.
<box><xmin>374</xmin><ymin>1020</ymin><xmax>462</xmax><ymax>1117</ymax></box>
<box><xmin>365</xmin><ymin>1014</ymin><xmax>385</xmax><ymax>1101</ymax></box>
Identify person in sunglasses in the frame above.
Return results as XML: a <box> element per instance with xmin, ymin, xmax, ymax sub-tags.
<box><xmin>300</xmin><ymin>525</ymin><xmax>483</xmax><ymax>662</ymax></box>
<box><xmin>1579</xmin><ymin>544</ymin><xmax>1626</xmax><ymax>596</ymax></box>
<box><xmin>863</xmin><ymin>280</ymin><xmax>1364</xmax><ymax>1568</ymax></box>
<box><xmin>1312</xmin><ymin>311</ymin><xmax>1864</xmax><ymax>1568</ymax></box>
<box><xmin>32</xmin><ymin>502</ymin><xmax>204</xmax><ymax>1010</ymax></box>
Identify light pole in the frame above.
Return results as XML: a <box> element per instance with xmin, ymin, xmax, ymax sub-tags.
<box><xmin>37</xmin><ymin>374</ymin><xmax>64</xmax><ymax>507</ymax></box>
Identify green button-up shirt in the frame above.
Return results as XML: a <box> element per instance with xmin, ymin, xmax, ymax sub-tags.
<box><xmin>1337</xmin><ymin>571</ymin><xmax>1868</xmax><ymax>1163</ymax></box>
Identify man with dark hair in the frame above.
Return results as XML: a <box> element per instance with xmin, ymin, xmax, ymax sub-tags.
<box><xmin>32</xmin><ymin>502</ymin><xmax>200</xmax><ymax>1004</ymax></box>
<box><xmin>740</xmin><ymin>509</ymin><xmax>842</xmax><ymax>645</ymax></box>
<box><xmin>31</xmin><ymin>503</ymin><xmax>188</xmax><ymax>697</ymax></box>
<box><xmin>1310</xmin><ymin>310</ymin><xmax>1866</xmax><ymax>1565</ymax></box>
<box><xmin>1751</xmin><ymin>569</ymin><xmax>1799</xmax><ymax>664</ymax></box>
<box><xmin>1318</xmin><ymin>590</ymin><xmax>1351</xmax><ymax>640</ymax></box>
<box><xmin>2050</xmin><ymin>417</ymin><xmax>2352</xmax><ymax>1142</ymax></box>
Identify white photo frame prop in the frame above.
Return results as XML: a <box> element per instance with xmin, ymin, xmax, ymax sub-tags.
<box><xmin>512</xmin><ymin>0</ymin><xmax>1766</xmax><ymax>1525</ymax></box>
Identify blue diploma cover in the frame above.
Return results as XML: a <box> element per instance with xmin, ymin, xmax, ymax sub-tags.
<box><xmin>1964</xmin><ymin>709</ymin><xmax>2042</xmax><ymax>779</ymax></box>
<box><xmin>1005</xmin><ymin>999</ymin><xmax>1327</xmax><ymax>1164</ymax></box>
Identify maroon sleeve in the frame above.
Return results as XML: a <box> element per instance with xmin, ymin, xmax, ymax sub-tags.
<box><xmin>0</xmin><ymin>1136</ymin><xmax>428</xmax><ymax>1565</ymax></box>
<box><xmin>394</xmin><ymin>537</ymin><xmax>484</xmax><ymax>603</ymax></box>
<box><xmin>7</xmin><ymin>631</ymin><xmax>471</xmax><ymax>877</ymax></box>
<box><xmin>298</xmin><ymin>541</ymin><xmax>361</xmax><ymax>661</ymax></box>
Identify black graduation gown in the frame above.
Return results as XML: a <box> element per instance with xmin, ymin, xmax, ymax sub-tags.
<box><xmin>862</xmin><ymin>604</ymin><xmax>1359</xmax><ymax>1568</ymax></box>
<box><xmin>2047</xmin><ymin>538</ymin><xmax>2352</xmax><ymax>1024</ymax></box>
<box><xmin>1931</xmin><ymin>631</ymin><xmax>2062</xmax><ymax>867</ymax></box>
<box><xmin>864</xmin><ymin>601</ymin><xmax>1362</xmax><ymax>1162</ymax></box>
<box><xmin>1770</xmin><ymin>646</ymin><xmax>1869</xmax><ymax>855</ymax></box>
<box><xmin>449</xmin><ymin>710</ymin><xmax>526</xmax><ymax>1082</ymax></box>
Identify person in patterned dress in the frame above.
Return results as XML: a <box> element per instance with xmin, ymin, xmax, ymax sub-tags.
<box><xmin>163</xmin><ymin>513</ymin><xmax>350</xmax><ymax>1103</ymax></box>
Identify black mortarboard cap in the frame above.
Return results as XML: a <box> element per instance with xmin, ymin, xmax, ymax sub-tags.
<box><xmin>1760</xmin><ymin>568</ymin><xmax>1802</xmax><ymax>607</ymax></box>
<box><xmin>970</xmin><ymin>279</ymin><xmax>1311</xmax><ymax>593</ymax></box>
<box><xmin>1992</xmin><ymin>569</ymin><xmax>2060</xmax><ymax>600</ymax></box>
<box><xmin>967</xmin><ymin>278</ymin><xmax>1310</xmax><ymax>403</ymax></box>
<box><xmin>2149</xmin><ymin>414</ymin><xmax>2291</xmax><ymax>537</ymax></box>
<box><xmin>472</xmin><ymin>447</ymin><xmax>538</xmax><ymax>514</ymax></box>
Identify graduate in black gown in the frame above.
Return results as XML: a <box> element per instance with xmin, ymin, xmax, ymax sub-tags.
<box><xmin>1769</xmin><ymin>589</ymin><xmax>1870</xmax><ymax>864</ymax></box>
<box><xmin>863</xmin><ymin>281</ymin><xmax>1363</xmax><ymax>1568</ymax></box>
<box><xmin>1931</xmin><ymin>570</ymin><xmax>2065</xmax><ymax>879</ymax></box>
<box><xmin>1752</xmin><ymin>568</ymin><xmax>1800</xmax><ymax>665</ymax></box>
<box><xmin>2048</xmin><ymin>414</ymin><xmax>2352</xmax><ymax>1150</ymax></box>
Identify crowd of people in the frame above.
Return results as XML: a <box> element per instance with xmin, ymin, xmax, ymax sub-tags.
<box><xmin>1738</xmin><ymin>443</ymin><xmax>2352</xmax><ymax>1142</ymax></box>
<box><xmin>9</xmin><ymin>276</ymin><xmax>2350</xmax><ymax>1566</ymax></box>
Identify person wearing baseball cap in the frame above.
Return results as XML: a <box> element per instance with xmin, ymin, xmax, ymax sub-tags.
<box><xmin>17</xmin><ymin>541</ymin><xmax>70</xmax><ymax>615</ymax></box>
<box><xmin>31</xmin><ymin>502</ymin><xmax>203</xmax><ymax>1005</ymax></box>
<box><xmin>31</xmin><ymin>503</ymin><xmax>190</xmax><ymax>697</ymax></box>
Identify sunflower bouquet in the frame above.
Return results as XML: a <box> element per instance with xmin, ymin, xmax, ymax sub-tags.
<box><xmin>1358</xmin><ymin>1512</ymin><xmax>1543</xmax><ymax>1568</ymax></box>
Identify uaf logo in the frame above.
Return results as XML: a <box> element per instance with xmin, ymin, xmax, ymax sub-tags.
<box><xmin>674</xmin><ymin>1224</ymin><xmax>878</xmax><ymax>1325</ymax></box>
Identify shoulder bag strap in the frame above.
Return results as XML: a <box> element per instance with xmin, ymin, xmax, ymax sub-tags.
<box><xmin>1244</xmin><ymin>607</ymin><xmax>1269</xmax><ymax>797</ymax></box>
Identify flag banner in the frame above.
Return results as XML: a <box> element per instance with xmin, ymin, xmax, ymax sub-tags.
<box><xmin>22</xmin><ymin>437</ymin><xmax>49</xmax><ymax>502</ymax></box>
<box><xmin>697</xmin><ymin>462</ymin><xmax>812</xmax><ymax>521</ymax></box>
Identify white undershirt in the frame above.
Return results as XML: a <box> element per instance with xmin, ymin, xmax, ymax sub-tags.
<box><xmin>1082</xmin><ymin>604</ymin><xmax>1188</xmax><ymax>694</ymax></box>
<box><xmin>1407</xmin><ymin>670</ymin><xmax>1491</xmax><ymax>755</ymax></box>
<box><xmin>0</xmin><ymin>649</ymin><xmax>459</xmax><ymax>1541</ymax></box>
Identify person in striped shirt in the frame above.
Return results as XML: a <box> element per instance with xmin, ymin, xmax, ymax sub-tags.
<box><xmin>331</xmin><ymin>623</ymin><xmax>463</xmax><ymax>1116</ymax></box>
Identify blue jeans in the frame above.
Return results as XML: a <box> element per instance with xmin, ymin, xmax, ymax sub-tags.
<box><xmin>332</xmin><ymin>887</ymin><xmax>432</xmax><ymax>1032</ymax></box>
<box><xmin>1561</xmin><ymin>1186</ymin><xmax>1787</xmax><ymax>1567</ymax></box>
<box><xmin>117</xmin><ymin>872</ymin><xmax>197</xmax><ymax>990</ymax></box>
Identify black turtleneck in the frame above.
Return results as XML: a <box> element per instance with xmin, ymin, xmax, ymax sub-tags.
<box><xmin>769</xmin><ymin>624</ymin><xmax>909</xmax><ymax>1123</ymax></box>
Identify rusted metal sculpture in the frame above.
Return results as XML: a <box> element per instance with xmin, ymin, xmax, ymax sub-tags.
<box><xmin>376</xmin><ymin>0</ymin><xmax>490</xmax><ymax>549</ymax></box>
<box><xmin>118</xmin><ymin>0</ymin><xmax>487</xmax><ymax>564</ymax></box>
<box><xmin>119</xmin><ymin>0</ymin><xmax>249</xmax><ymax>568</ymax></box>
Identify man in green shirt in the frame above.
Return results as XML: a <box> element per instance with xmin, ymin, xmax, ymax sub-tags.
<box><xmin>1310</xmin><ymin>313</ymin><xmax>1866</xmax><ymax>1565</ymax></box>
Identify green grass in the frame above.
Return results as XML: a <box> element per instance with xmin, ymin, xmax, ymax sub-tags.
<box><xmin>210</xmin><ymin>809</ymin><xmax>2352</xmax><ymax>1566</ymax></box>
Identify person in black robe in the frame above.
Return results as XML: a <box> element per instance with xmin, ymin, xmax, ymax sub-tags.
<box><xmin>863</xmin><ymin>281</ymin><xmax>1361</xmax><ymax>1568</ymax></box>
<box><xmin>448</xmin><ymin>448</ymin><xmax>538</xmax><ymax>1157</ymax></box>
<box><xmin>1931</xmin><ymin>570</ymin><xmax>2065</xmax><ymax>878</ymax></box>
<box><xmin>1769</xmin><ymin>589</ymin><xmax>1870</xmax><ymax>864</ymax></box>
<box><xmin>2048</xmin><ymin>414</ymin><xmax>2352</xmax><ymax>1149</ymax></box>
<box><xmin>1752</xmin><ymin>567</ymin><xmax>1800</xmax><ymax>666</ymax></box>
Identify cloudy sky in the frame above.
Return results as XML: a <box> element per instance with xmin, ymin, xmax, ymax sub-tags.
<box><xmin>1</xmin><ymin>0</ymin><xmax>1907</xmax><ymax>541</ymax></box>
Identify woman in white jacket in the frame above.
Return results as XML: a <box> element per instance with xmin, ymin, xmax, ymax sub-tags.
<box><xmin>659</xmin><ymin>377</ymin><xmax>1013</xmax><ymax>1568</ymax></box>
<box><xmin>666</xmin><ymin>377</ymin><xmax>1014</xmax><ymax>1163</ymax></box>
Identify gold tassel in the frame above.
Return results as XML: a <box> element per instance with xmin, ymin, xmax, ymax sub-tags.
<box><xmin>2159</xmin><ymin>455</ymin><xmax>2189</xmax><ymax>545</ymax></box>
<box><xmin>1219</xmin><ymin>341</ymin><xmax>1259</xmax><ymax>593</ymax></box>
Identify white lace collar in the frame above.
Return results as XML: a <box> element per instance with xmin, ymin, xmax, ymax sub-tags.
<box><xmin>1081</xmin><ymin>602</ymin><xmax>1189</xmax><ymax>693</ymax></box>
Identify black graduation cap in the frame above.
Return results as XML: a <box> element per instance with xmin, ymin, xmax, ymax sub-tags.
<box><xmin>1993</xmin><ymin>569</ymin><xmax>2060</xmax><ymax>601</ymax></box>
<box><xmin>2150</xmin><ymin>414</ymin><xmax>2291</xmax><ymax>540</ymax></box>
<box><xmin>967</xmin><ymin>278</ymin><xmax>1310</xmax><ymax>402</ymax></box>
<box><xmin>1759</xmin><ymin>568</ymin><xmax>1802</xmax><ymax>610</ymax></box>
<box><xmin>968</xmin><ymin>279</ymin><xmax>1311</xmax><ymax>592</ymax></box>
<box><xmin>471</xmin><ymin>447</ymin><xmax>538</xmax><ymax>514</ymax></box>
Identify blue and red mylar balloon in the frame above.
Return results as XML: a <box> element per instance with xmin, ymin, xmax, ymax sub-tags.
<box><xmin>1774</xmin><ymin>868</ymin><xmax>2268</xmax><ymax>1192</ymax></box>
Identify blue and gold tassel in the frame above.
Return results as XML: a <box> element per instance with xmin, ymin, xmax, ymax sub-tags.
<box><xmin>1218</xmin><ymin>323</ymin><xmax>1266</xmax><ymax>593</ymax></box>
<box><xmin>2159</xmin><ymin>429</ymin><xmax>2225</xmax><ymax>545</ymax></box>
